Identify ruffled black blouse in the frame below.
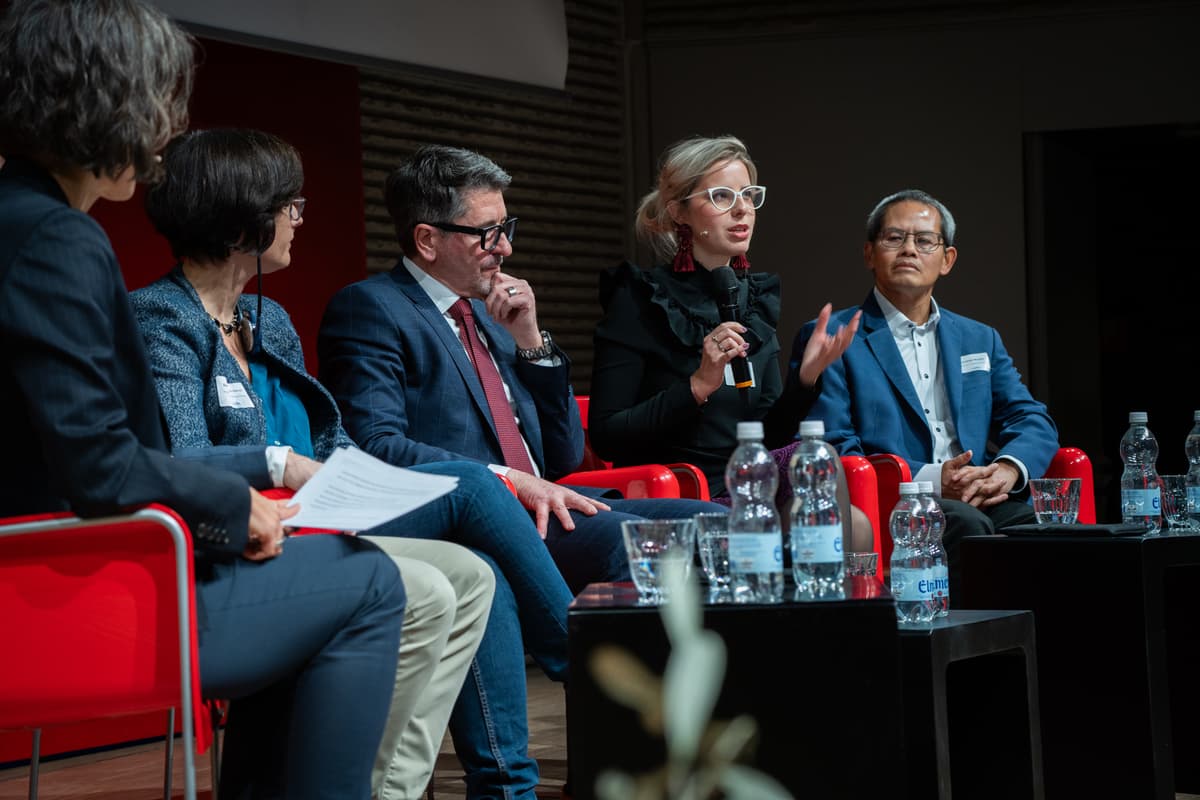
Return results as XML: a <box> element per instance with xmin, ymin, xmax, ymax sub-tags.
<box><xmin>589</xmin><ymin>262</ymin><xmax>818</xmax><ymax>496</ymax></box>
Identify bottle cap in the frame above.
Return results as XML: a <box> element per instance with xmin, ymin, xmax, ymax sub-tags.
<box><xmin>736</xmin><ymin>421</ymin><xmax>764</xmax><ymax>441</ymax></box>
<box><xmin>918</xmin><ymin>481</ymin><xmax>935</xmax><ymax>493</ymax></box>
<box><xmin>798</xmin><ymin>420</ymin><xmax>824</xmax><ymax>438</ymax></box>
<box><xmin>1194</xmin><ymin>410</ymin><xmax>1200</xmax><ymax>422</ymax></box>
<box><xmin>899</xmin><ymin>481</ymin><xmax>920</xmax><ymax>495</ymax></box>
<box><xmin>1129</xmin><ymin>411</ymin><xmax>1148</xmax><ymax>424</ymax></box>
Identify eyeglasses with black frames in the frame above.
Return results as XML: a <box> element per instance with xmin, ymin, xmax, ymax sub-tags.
<box><xmin>876</xmin><ymin>228</ymin><xmax>945</xmax><ymax>254</ymax></box>
<box><xmin>420</xmin><ymin>217</ymin><xmax>518</xmax><ymax>252</ymax></box>
<box><xmin>681</xmin><ymin>185</ymin><xmax>766</xmax><ymax>212</ymax></box>
<box><xmin>285</xmin><ymin>197</ymin><xmax>306</xmax><ymax>221</ymax></box>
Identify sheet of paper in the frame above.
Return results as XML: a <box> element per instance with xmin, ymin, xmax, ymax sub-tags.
<box><xmin>285</xmin><ymin>447</ymin><xmax>458</xmax><ymax>531</ymax></box>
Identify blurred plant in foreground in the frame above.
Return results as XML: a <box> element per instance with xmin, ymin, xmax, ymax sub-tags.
<box><xmin>589</xmin><ymin>561</ymin><xmax>793</xmax><ymax>800</ymax></box>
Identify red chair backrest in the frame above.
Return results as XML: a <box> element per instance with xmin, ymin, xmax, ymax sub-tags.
<box><xmin>0</xmin><ymin>506</ymin><xmax>210</xmax><ymax>752</ymax></box>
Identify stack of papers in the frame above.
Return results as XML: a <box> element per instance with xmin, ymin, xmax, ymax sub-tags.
<box><xmin>285</xmin><ymin>447</ymin><xmax>459</xmax><ymax>531</ymax></box>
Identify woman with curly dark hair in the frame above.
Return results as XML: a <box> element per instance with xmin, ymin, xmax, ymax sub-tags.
<box><xmin>0</xmin><ymin>2</ymin><xmax>407</xmax><ymax>797</ymax></box>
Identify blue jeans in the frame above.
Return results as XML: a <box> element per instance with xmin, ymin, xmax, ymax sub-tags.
<box><xmin>369</xmin><ymin>461</ymin><xmax>572</xmax><ymax>799</ymax></box>
<box><xmin>546</xmin><ymin>495</ymin><xmax>728</xmax><ymax>595</ymax></box>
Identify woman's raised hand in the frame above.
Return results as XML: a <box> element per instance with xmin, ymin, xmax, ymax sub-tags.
<box><xmin>690</xmin><ymin>321</ymin><xmax>748</xmax><ymax>405</ymax></box>
<box><xmin>796</xmin><ymin>304</ymin><xmax>861</xmax><ymax>388</ymax></box>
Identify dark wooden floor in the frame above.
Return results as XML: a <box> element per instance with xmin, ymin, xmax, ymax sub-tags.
<box><xmin>6</xmin><ymin>665</ymin><xmax>1200</xmax><ymax>800</ymax></box>
<box><xmin>0</xmin><ymin>663</ymin><xmax>566</xmax><ymax>800</ymax></box>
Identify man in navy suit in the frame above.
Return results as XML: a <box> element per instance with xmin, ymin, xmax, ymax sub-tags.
<box><xmin>789</xmin><ymin>189</ymin><xmax>1059</xmax><ymax>585</ymax></box>
<box><xmin>318</xmin><ymin>144</ymin><xmax>721</xmax><ymax>798</ymax></box>
<box><xmin>319</xmin><ymin>144</ymin><xmax>722</xmax><ymax>594</ymax></box>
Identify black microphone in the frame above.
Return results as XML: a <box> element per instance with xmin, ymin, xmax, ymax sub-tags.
<box><xmin>711</xmin><ymin>266</ymin><xmax>753</xmax><ymax>405</ymax></box>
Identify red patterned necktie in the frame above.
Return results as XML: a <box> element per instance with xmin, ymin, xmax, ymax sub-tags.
<box><xmin>448</xmin><ymin>299</ymin><xmax>537</xmax><ymax>474</ymax></box>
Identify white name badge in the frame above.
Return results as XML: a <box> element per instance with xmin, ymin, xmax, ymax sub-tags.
<box><xmin>960</xmin><ymin>353</ymin><xmax>990</xmax><ymax>374</ymax></box>
<box><xmin>724</xmin><ymin>360</ymin><xmax>756</xmax><ymax>388</ymax></box>
<box><xmin>216</xmin><ymin>375</ymin><xmax>255</xmax><ymax>409</ymax></box>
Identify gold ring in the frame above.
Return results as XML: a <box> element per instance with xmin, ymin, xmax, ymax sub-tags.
<box><xmin>506</xmin><ymin>286</ymin><xmax>518</xmax><ymax>297</ymax></box>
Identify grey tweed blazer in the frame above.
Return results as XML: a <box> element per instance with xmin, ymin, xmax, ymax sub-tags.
<box><xmin>130</xmin><ymin>267</ymin><xmax>354</xmax><ymax>488</ymax></box>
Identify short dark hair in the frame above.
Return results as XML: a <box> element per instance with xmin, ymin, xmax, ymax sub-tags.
<box><xmin>145</xmin><ymin>129</ymin><xmax>304</xmax><ymax>262</ymax></box>
<box><xmin>865</xmin><ymin>189</ymin><xmax>957</xmax><ymax>248</ymax></box>
<box><xmin>384</xmin><ymin>145</ymin><xmax>511</xmax><ymax>258</ymax></box>
<box><xmin>0</xmin><ymin>0</ymin><xmax>194</xmax><ymax>181</ymax></box>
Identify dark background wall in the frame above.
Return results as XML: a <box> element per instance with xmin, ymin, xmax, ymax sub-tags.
<box><xmin>8</xmin><ymin>0</ymin><xmax>1196</xmax><ymax>522</ymax></box>
<box><xmin>628</xmin><ymin>1</ymin><xmax>1200</xmax><ymax>519</ymax></box>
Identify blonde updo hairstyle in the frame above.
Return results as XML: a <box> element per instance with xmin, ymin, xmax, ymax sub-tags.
<box><xmin>634</xmin><ymin>135</ymin><xmax>757</xmax><ymax>263</ymax></box>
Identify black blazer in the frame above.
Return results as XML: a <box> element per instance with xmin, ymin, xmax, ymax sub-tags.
<box><xmin>0</xmin><ymin>157</ymin><xmax>250</xmax><ymax>558</ymax></box>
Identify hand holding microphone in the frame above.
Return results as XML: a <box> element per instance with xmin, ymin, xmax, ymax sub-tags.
<box><xmin>689</xmin><ymin>266</ymin><xmax>751</xmax><ymax>406</ymax></box>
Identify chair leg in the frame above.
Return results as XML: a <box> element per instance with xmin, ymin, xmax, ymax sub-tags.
<box><xmin>28</xmin><ymin>728</ymin><xmax>40</xmax><ymax>800</ymax></box>
<box><xmin>164</xmin><ymin>708</ymin><xmax>175</xmax><ymax>800</ymax></box>
<box><xmin>209</xmin><ymin>703</ymin><xmax>222</xmax><ymax>800</ymax></box>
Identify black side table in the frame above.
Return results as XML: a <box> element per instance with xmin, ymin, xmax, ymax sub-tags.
<box><xmin>898</xmin><ymin>609</ymin><xmax>1043</xmax><ymax>800</ymax></box>
<box><xmin>959</xmin><ymin>531</ymin><xmax>1200</xmax><ymax>800</ymax></box>
<box><xmin>566</xmin><ymin>579</ymin><xmax>905</xmax><ymax>800</ymax></box>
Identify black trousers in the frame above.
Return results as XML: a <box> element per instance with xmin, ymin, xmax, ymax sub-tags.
<box><xmin>941</xmin><ymin>497</ymin><xmax>1036</xmax><ymax>594</ymax></box>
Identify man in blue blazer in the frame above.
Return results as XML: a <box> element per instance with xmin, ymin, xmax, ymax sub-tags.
<box><xmin>319</xmin><ymin>144</ymin><xmax>721</xmax><ymax>798</ymax></box>
<box><xmin>789</xmin><ymin>189</ymin><xmax>1058</xmax><ymax>584</ymax></box>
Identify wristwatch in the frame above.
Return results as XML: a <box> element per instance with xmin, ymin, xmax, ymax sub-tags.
<box><xmin>516</xmin><ymin>330</ymin><xmax>555</xmax><ymax>361</ymax></box>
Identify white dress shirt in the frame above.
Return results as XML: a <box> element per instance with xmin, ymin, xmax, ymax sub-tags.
<box><xmin>403</xmin><ymin>257</ymin><xmax>544</xmax><ymax>477</ymax></box>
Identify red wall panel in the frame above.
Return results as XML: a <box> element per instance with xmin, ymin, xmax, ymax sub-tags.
<box><xmin>93</xmin><ymin>37</ymin><xmax>368</xmax><ymax>372</ymax></box>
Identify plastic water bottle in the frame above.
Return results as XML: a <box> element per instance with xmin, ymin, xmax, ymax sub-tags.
<box><xmin>918</xmin><ymin>481</ymin><xmax>950</xmax><ymax>616</ymax></box>
<box><xmin>1186</xmin><ymin>410</ymin><xmax>1200</xmax><ymax>529</ymax></box>
<box><xmin>724</xmin><ymin>421</ymin><xmax>784</xmax><ymax>603</ymax></box>
<box><xmin>889</xmin><ymin>482</ymin><xmax>934</xmax><ymax>624</ymax></box>
<box><xmin>789</xmin><ymin>420</ymin><xmax>844</xmax><ymax>599</ymax></box>
<box><xmin>1119</xmin><ymin>411</ymin><xmax>1162</xmax><ymax>533</ymax></box>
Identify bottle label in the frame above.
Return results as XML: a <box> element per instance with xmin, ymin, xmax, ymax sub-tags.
<box><xmin>890</xmin><ymin>567</ymin><xmax>933</xmax><ymax>602</ymax></box>
<box><xmin>791</xmin><ymin>523</ymin><xmax>842</xmax><ymax>562</ymax></box>
<box><xmin>1121</xmin><ymin>487</ymin><xmax>1162</xmax><ymax>515</ymax></box>
<box><xmin>1188</xmin><ymin>486</ymin><xmax>1200</xmax><ymax>514</ymax></box>
<box><xmin>728</xmin><ymin>532</ymin><xmax>783</xmax><ymax>572</ymax></box>
<box><xmin>924</xmin><ymin>566</ymin><xmax>950</xmax><ymax>604</ymax></box>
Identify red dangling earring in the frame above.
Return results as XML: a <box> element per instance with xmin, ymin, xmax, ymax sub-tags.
<box><xmin>731</xmin><ymin>253</ymin><xmax>751</xmax><ymax>272</ymax></box>
<box><xmin>672</xmin><ymin>223</ymin><xmax>696</xmax><ymax>273</ymax></box>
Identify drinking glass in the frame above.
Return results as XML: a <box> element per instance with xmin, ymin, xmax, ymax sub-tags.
<box><xmin>693</xmin><ymin>511</ymin><xmax>732</xmax><ymax>589</ymax></box>
<box><xmin>844</xmin><ymin>551</ymin><xmax>879</xmax><ymax>577</ymax></box>
<box><xmin>1160</xmin><ymin>475</ymin><xmax>1197</xmax><ymax>531</ymax></box>
<box><xmin>1029</xmin><ymin>477</ymin><xmax>1081</xmax><ymax>525</ymax></box>
<box><xmin>620</xmin><ymin>519</ymin><xmax>696</xmax><ymax>603</ymax></box>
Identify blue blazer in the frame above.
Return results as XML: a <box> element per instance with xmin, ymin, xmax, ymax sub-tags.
<box><xmin>789</xmin><ymin>290</ymin><xmax>1059</xmax><ymax>479</ymax></box>
<box><xmin>317</xmin><ymin>264</ymin><xmax>584</xmax><ymax>479</ymax></box>
<box><xmin>0</xmin><ymin>158</ymin><xmax>250</xmax><ymax>556</ymax></box>
<box><xmin>130</xmin><ymin>267</ymin><xmax>355</xmax><ymax>488</ymax></box>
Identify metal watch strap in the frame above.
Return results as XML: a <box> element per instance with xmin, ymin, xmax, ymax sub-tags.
<box><xmin>516</xmin><ymin>330</ymin><xmax>554</xmax><ymax>360</ymax></box>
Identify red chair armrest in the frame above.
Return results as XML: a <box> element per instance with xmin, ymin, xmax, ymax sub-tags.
<box><xmin>866</xmin><ymin>453</ymin><xmax>911</xmax><ymax>570</ymax></box>
<box><xmin>1045</xmin><ymin>446</ymin><xmax>1096</xmax><ymax>524</ymax></box>
<box><xmin>496</xmin><ymin>472</ymin><xmax>517</xmax><ymax>497</ymax></box>
<box><xmin>665</xmin><ymin>462</ymin><xmax>711</xmax><ymax>501</ymax></box>
<box><xmin>841</xmin><ymin>455</ymin><xmax>881</xmax><ymax>562</ymax></box>
<box><xmin>557</xmin><ymin>465</ymin><xmax>681</xmax><ymax>499</ymax></box>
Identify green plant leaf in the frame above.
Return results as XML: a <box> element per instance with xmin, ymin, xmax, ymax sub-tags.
<box><xmin>663</xmin><ymin>630</ymin><xmax>725</xmax><ymax>763</ymax></box>
<box><xmin>719</xmin><ymin>763</ymin><xmax>795</xmax><ymax>799</ymax></box>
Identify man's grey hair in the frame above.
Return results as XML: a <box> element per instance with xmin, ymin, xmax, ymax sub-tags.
<box><xmin>865</xmin><ymin>189</ymin><xmax>956</xmax><ymax>247</ymax></box>
<box><xmin>385</xmin><ymin>144</ymin><xmax>511</xmax><ymax>258</ymax></box>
